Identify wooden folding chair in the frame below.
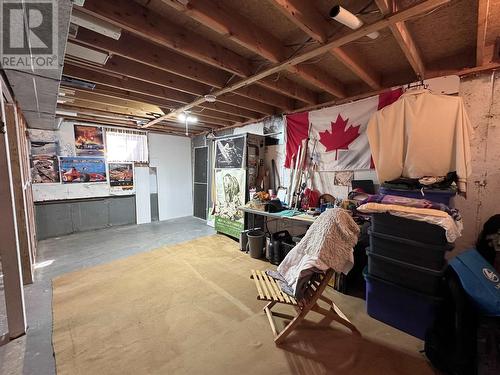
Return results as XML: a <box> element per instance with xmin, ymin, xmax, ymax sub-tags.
<box><xmin>251</xmin><ymin>269</ymin><xmax>359</xmax><ymax>345</ymax></box>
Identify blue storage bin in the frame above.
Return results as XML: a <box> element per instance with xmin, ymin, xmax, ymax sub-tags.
<box><xmin>367</xmin><ymin>249</ymin><xmax>446</xmax><ymax>295</ymax></box>
<box><xmin>364</xmin><ymin>270</ymin><xmax>443</xmax><ymax>340</ymax></box>
<box><xmin>371</xmin><ymin>213</ymin><xmax>450</xmax><ymax>245</ymax></box>
<box><xmin>378</xmin><ymin>187</ymin><xmax>456</xmax><ymax>206</ymax></box>
<box><xmin>369</xmin><ymin>230</ymin><xmax>450</xmax><ymax>270</ymax></box>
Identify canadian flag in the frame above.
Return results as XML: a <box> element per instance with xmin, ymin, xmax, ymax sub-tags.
<box><xmin>285</xmin><ymin>89</ymin><xmax>402</xmax><ymax>171</ymax></box>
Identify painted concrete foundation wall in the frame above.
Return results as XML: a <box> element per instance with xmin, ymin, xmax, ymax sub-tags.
<box><xmin>455</xmin><ymin>72</ymin><xmax>500</xmax><ymax>251</ymax></box>
<box><xmin>149</xmin><ymin>133</ymin><xmax>193</xmax><ymax>220</ymax></box>
<box><xmin>35</xmin><ymin>195</ymin><xmax>136</xmax><ymax>240</ymax></box>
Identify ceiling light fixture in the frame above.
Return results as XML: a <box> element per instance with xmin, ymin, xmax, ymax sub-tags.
<box><xmin>204</xmin><ymin>94</ymin><xmax>217</xmax><ymax>103</ymax></box>
<box><xmin>178</xmin><ymin>112</ymin><xmax>198</xmax><ymax>136</ymax></box>
<box><xmin>55</xmin><ymin>110</ymin><xmax>78</xmax><ymax>117</ymax></box>
<box><xmin>70</xmin><ymin>8</ymin><xmax>121</xmax><ymax>40</ymax></box>
<box><xmin>329</xmin><ymin>5</ymin><xmax>379</xmax><ymax>39</ymax></box>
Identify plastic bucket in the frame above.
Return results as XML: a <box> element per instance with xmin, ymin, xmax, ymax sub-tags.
<box><xmin>246</xmin><ymin>229</ymin><xmax>265</xmax><ymax>259</ymax></box>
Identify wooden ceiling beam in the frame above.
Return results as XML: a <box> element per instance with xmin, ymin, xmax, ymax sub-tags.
<box><xmin>196</xmin><ymin>101</ymin><xmax>259</xmax><ymax>120</ymax></box>
<box><xmin>74</xmin><ymin>29</ymin><xmax>229</xmax><ymax>88</ymax></box>
<box><xmin>375</xmin><ymin>0</ymin><xmax>426</xmax><ymax>78</ymax></box>
<box><xmin>66</xmin><ymin>96</ymin><xmax>232</xmax><ymax>128</ymax></box>
<box><xmin>104</xmin><ymin>55</ymin><xmax>211</xmax><ymax>96</ymax></box>
<box><xmin>59</xmin><ymin>113</ymin><xmax>137</xmax><ymax>127</ymax></box>
<box><xmin>476</xmin><ymin>0</ymin><xmax>490</xmax><ymax>66</ymax></box>
<box><xmin>288</xmin><ymin>65</ymin><xmax>346</xmax><ymax>98</ymax></box>
<box><xmin>59</xmin><ymin>104</ymin><xmax>149</xmax><ymax>123</ymax></box>
<box><xmin>137</xmin><ymin>0</ymin><xmax>451</xmax><ymax>127</ymax></box>
<box><xmin>72</xmin><ymin>31</ymin><xmax>292</xmax><ymax>111</ymax></box>
<box><xmin>162</xmin><ymin>0</ymin><xmax>328</xmax><ymax>105</ymax></box>
<box><xmin>75</xmin><ymin>29</ymin><xmax>314</xmax><ymax>107</ymax></box>
<box><xmin>331</xmin><ymin>47</ymin><xmax>382</xmax><ymax>90</ymax></box>
<box><xmin>66</xmin><ymin>98</ymin><xmax>155</xmax><ymax>118</ymax></box>
<box><xmin>65</xmin><ymin>56</ymin><xmax>208</xmax><ymax>97</ymax></box>
<box><xmin>62</xmin><ymin>89</ymin><xmax>165</xmax><ymax>115</ymax></box>
<box><xmin>158</xmin><ymin>119</ymin><xmax>216</xmax><ymax>132</ymax></box>
<box><xmin>233</xmin><ymin>86</ymin><xmax>294</xmax><ymax>111</ymax></box>
<box><xmin>58</xmin><ymin>114</ymin><xmax>181</xmax><ymax>133</ymax></box>
<box><xmin>63</xmin><ymin>64</ymin><xmax>195</xmax><ymax>104</ymax></box>
<box><xmin>63</xmin><ymin>64</ymin><xmax>272</xmax><ymax>116</ymax></box>
<box><xmin>215</xmin><ymin>93</ymin><xmax>276</xmax><ymax>116</ymax></box>
<box><xmin>90</xmin><ymin>86</ymin><xmax>261</xmax><ymax>122</ymax></box>
<box><xmin>259</xmin><ymin>75</ymin><xmax>318</xmax><ymax>105</ymax></box>
<box><xmin>267</xmin><ymin>0</ymin><xmax>382</xmax><ymax>90</ymax></box>
<box><xmin>267</xmin><ymin>0</ymin><xmax>329</xmax><ymax>43</ymax></box>
<box><xmin>79</xmin><ymin>0</ymin><xmax>253</xmax><ymax>77</ymax></box>
<box><xmin>159</xmin><ymin>0</ymin><xmax>322</xmax><ymax>106</ymax></box>
<box><xmin>160</xmin><ymin>0</ymin><xmax>286</xmax><ymax>63</ymax></box>
<box><xmin>84</xmin><ymin>86</ymin><xmax>259</xmax><ymax>121</ymax></box>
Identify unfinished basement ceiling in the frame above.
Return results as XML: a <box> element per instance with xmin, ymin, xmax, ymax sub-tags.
<box><xmin>2</xmin><ymin>0</ymin><xmax>72</xmax><ymax>130</ymax></box>
<box><xmin>53</xmin><ymin>0</ymin><xmax>500</xmax><ymax>136</ymax></box>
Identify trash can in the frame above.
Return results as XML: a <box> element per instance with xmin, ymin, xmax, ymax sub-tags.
<box><xmin>246</xmin><ymin>229</ymin><xmax>265</xmax><ymax>259</ymax></box>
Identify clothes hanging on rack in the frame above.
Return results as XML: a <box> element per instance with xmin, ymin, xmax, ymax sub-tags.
<box><xmin>367</xmin><ymin>89</ymin><xmax>472</xmax><ymax>193</ymax></box>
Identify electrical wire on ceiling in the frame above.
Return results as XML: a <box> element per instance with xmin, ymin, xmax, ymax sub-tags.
<box><xmin>287</xmin><ymin>37</ymin><xmax>314</xmax><ymax>59</ymax></box>
<box><xmin>270</xmin><ymin>72</ymin><xmax>281</xmax><ymax>82</ymax></box>
<box><xmin>302</xmin><ymin>54</ymin><xmax>330</xmax><ymax>65</ymax></box>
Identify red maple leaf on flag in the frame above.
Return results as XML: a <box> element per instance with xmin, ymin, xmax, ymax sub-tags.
<box><xmin>318</xmin><ymin>114</ymin><xmax>361</xmax><ymax>159</ymax></box>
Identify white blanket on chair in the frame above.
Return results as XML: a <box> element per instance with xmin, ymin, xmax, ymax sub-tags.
<box><xmin>276</xmin><ymin>208</ymin><xmax>360</xmax><ymax>297</ymax></box>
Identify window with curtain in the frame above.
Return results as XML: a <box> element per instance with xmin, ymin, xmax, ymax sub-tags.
<box><xmin>106</xmin><ymin>128</ymin><xmax>148</xmax><ymax>162</ymax></box>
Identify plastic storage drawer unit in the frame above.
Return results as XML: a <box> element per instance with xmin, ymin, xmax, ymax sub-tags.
<box><xmin>364</xmin><ymin>270</ymin><xmax>443</xmax><ymax>340</ymax></box>
<box><xmin>367</xmin><ymin>250</ymin><xmax>446</xmax><ymax>295</ymax></box>
<box><xmin>378</xmin><ymin>187</ymin><xmax>456</xmax><ymax>206</ymax></box>
<box><xmin>371</xmin><ymin>213</ymin><xmax>449</xmax><ymax>245</ymax></box>
<box><xmin>369</xmin><ymin>230</ymin><xmax>449</xmax><ymax>270</ymax></box>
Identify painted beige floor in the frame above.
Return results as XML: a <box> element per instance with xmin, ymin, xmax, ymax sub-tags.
<box><xmin>52</xmin><ymin>234</ymin><xmax>435</xmax><ymax>375</ymax></box>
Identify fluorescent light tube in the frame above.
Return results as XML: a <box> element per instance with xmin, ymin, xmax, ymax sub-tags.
<box><xmin>56</xmin><ymin>110</ymin><xmax>78</xmax><ymax>116</ymax></box>
<box><xmin>66</xmin><ymin>42</ymin><xmax>109</xmax><ymax>65</ymax></box>
<box><xmin>71</xmin><ymin>9</ymin><xmax>121</xmax><ymax>40</ymax></box>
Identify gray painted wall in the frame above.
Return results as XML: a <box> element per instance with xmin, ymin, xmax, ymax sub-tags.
<box><xmin>35</xmin><ymin>196</ymin><xmax>136</xmax><ymax>240</ymax></box>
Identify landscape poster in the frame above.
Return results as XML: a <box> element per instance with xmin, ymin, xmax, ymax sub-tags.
<box><xmin>109</xmin><ymin>163</ymin><xmax>134</xmax><ymax>193</ymax></box>
<box><xmin>60</xmin><ymin>157</ymin><xmax>107</xmax><ymax>184</ymax></box>
<box><xmin>31</xmin><ymin>155</ymin><xmax>60</xmax><ymax>184</ymax></box>
<box><xmin>30</xmin><ymin>140</ymin><xmax>58</xmax><ymax>156</ymax></box>
<box><xmin>74</xmin><ymin>125</ymin><xmax>105</xmax><ymax>156</ymax></box>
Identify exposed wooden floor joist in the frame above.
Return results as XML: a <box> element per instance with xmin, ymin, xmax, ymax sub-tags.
<box><xmin>144</xmin><ymin>0</ymin><xmax>450</xmax><ymax>127</ymax></box>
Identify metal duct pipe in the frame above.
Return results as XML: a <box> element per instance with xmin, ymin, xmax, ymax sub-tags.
<box><xmin>329</xmin><ymin>5</ymin><xmax>380</xmax><ymax>39</ymax></box>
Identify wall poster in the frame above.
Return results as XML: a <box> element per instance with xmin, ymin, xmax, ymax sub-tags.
<box><xmin>30</xmin><ymin>138</ymin><xmax>60</xmax><ymax>184</ymax></box>
<box><xmin>32</xmin><ymin>156</ymin><xmax>60</xmax><ymax>184</ymax></box>
<box><xmin>30</xmin><ymin>139</ymin><xmax>58</xmax><ymax>156</ymax></box>
<box><xmin>214</xmin><ymin>168</ymin><xmax>246</xmax><ymax>238</ymax></box>
<box><xmin>60</xmin><ymin>157</ymin><xmax>107</xmax><ymax>183</ymax></box>
<box><xmin>109</xmin><ymin>163</ymin><xmax>134</xmax><ymax>193</ymax></box>
<box><xmin>74</xmin><ymin>125</ymin><xmax>105</xmax><ymax>156</ymax></box>
<box><xmin>214</xmin><ymin>136</ymin><xmax>245</xmax><ymax>169</ymax></box>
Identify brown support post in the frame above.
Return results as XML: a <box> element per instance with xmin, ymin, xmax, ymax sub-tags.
<box><xmin>16</xmin><ymin>114</ymin><xmax>37</xmax><ymax>265</ymax></box>
<box><xmin>0</xmin><ymin>84</ymin><xmax>27</xmax><ymax>339</ymax></box>
<box><xmin>5</xmin><ymin>104</ymin><xmax>34</xmax><ymax>284</ymax></box>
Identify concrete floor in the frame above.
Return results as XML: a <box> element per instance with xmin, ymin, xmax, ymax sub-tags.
<box><xmin>0</xmin><ymin>269</ymin><xmax>7</xmax><ymax>341</ymax></box>
<box><xmin>0</xmin><ymin>216</ymin><xmax>215</xmax><ymax>375</ymax></box>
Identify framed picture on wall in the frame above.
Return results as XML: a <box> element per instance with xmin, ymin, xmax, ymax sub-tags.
<box><xmin>214</xmin><ymin>135</ymin><xmax>245</xmax><ymax>169</ymax></box>
<box><xmin>74</xmin><ymin>125</ymin><xmax>105</xmax><ymax>156</ymax></box>
<box><xmin>31</xmin><ymin>155</ymin><xmax>60</xmax><ymax>184</ymax></box>
<box><xmin>59</xmin><ymin>157</ymin><xmax>107</xmax><ymax>183</ymax></box>
<box><xmin>108</xmin><ymin>163</ymin><xmax>134</xmax><ymax>193</ymax></box>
